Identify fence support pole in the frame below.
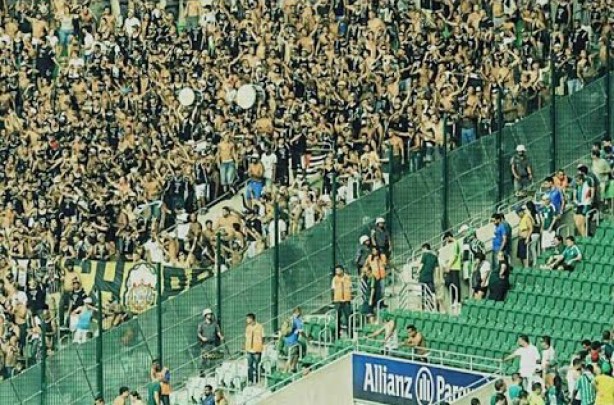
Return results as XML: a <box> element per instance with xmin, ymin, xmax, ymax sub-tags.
<box><xmin>497</xmin><ymin>88</ymin><xmax>504</xmax><ymax>203</ymax></box>
<box><xmin>156</xmin><ymin>262</ymin><xmax>163</xmax><ymax>367</ymax></box>
<box><xmin>441</xmin><ymin>115</ymin><xmax>449</xmax><ymax>232</ymax></box>
<box><xmin>387</xmin><ymin>146</ymin><xmax>394</xmax><ymax>249</ymax></box>
<box><xmin>96</xmin><ymin>287</ymin><xmax>104</xmax><ymax>398</ymax></box>
<box><xmin>215</xmin><ymin>232</ymin><xmax>222</xmax><ymax>326</ymax></box>
<box><xmin>272</xmin><ymin>203</ymin><xmax>280</xmax><ymax>332</ymax></box>
<box><xmin>332</xmin><ymin>169</ymin><xmax>337</xmax><ymax>269</ymax></box>
<box><xmin>550</xmin><ymin>51</ymin><xmax>557</xmax><ymax>173</ymax></box>
<box><xmin>606</xmin><ymin>31</ymin><xmax>611</xmax><ymax>140</ymax></box>
<box><xmin>40</xmin><ymin>319</ymin><xmax>47</xmax><ymax>405</ymax></box>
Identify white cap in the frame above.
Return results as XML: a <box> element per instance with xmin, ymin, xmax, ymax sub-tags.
<box><xmin>376</xmin><ymin>217</ymin><xmax>385</xmax><ymax>225</ymax></box>
<box><xmin>359</xmin><ymin>235</ymin><xmax>370</xmax><ymax>244</ymax></box>
<box><xmin>84</xmin><ymin>298</ymin><xmax>93</xmax><ymax>304</ymax></box>
<box><xmin>202</xmin><ymin>308</ymin><xmax>213</xmax><ymax>317</ymax></box>
<box><xmin>458</xmin><ymin>224</ymin><xmax>470</xmax><ymax>234</ymax></box>
<box><xmin>516</xmin><ymin>145</ymin><xmax>526</xmax><ymax>152</ymax></box>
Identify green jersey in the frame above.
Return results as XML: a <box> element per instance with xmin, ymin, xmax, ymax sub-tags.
<box><xmin>541</xmin><ymin>203</ymin><xmax>556</xmax><ymax>230</ymax></box>
<box><xmin>147</xmin><ymin>381</ymin><xmax>161</xmax><ymax>405</ymax></box>
<box><xmin>563</xmin><ymin>244</ymin><xmax>582</xmax><ymax>265</ymax></box>
<box><xmin>419</xmin><ymin>251</ymin><xmax>438</xmax><ymax>284</ymax></box>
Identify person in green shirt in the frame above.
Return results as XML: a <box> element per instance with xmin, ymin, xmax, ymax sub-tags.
<box><xmin>508</xmin><ymin>373</ymin><xmax>523</xmax><ymax>401</ymax></box>
<box><xmin>546</xmin><ymin>236</ymin><xmax>582</xmax><ymax>270</ymax></box>
<box><xmin>147</xmin><ymin>373</ymin><xmax>162</xmax><ymax>405</ymax></box>
<box><xmin>418</xmin><ymin>243</ymin><xmax>438</xmax><ymax>292</ymax></box>
<box><xmin>418</xmin><ymin>243</ymin><xmax>439</xmax><ymax>310</ymax></box>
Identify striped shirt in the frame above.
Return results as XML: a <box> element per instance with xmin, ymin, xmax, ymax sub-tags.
<box><xmin>576</xmin><ymin>371</ymin><xmax>597</xmax><ymax>405</ymax></box>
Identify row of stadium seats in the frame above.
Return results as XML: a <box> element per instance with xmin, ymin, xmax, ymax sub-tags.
<box><xmin>324</xmin><ymin>220</ymin><xmax>614</xmax><ymax>375</ymax></box>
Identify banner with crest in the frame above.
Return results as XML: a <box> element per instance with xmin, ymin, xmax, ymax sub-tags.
<box><xmin>53</xmin><ymin>259</ymin><xmax>212</xmax><ymax>314</ymax></box>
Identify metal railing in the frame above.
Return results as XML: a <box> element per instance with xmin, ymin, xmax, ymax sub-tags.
<box><xmin>241</xmin><ymin>341</ymin><xmax>504</xmax><ymax>404</ymax></box>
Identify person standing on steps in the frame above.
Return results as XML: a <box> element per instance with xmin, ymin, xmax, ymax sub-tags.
<box><xmin>244</xmin><ymin>313</ymin><xmax>264</xmax><ymax>385</ymax></box>
<box><xmin>371</xmin><ymin>217</ymin><xmax>391</xmax><ymax>259</ymax></box>
<box><xmin>417</xmin><ymin>243</ymin><xmax>438</xmax><ymax>310</ymax></box>
<box><xmin>364</xmin><ymin>247</ymin><xmax>388</xmax><ymax>309</ymax></box>
<box><xmin>354</xmin><ymin>235</ymin><xmax>372</xmax><ymax>276</ymax></box>
<box><xmin>197</xmin><ymin>308</ymin><xmax>224</xmax><ymax>374</ymax></box>
<box><xmin>442</xmin><ymin>232</ymin><xmax>462</xmax><ymax>306</ymax></box>
<box><xmin>332</xmin><ymin>265</ymin><xmax>353</xmax><ymax>338</ymax></box>
<box><xmin>511</xmin><ymin>145</ymin><xmax>533</xmax><ymax>197</ymax></box>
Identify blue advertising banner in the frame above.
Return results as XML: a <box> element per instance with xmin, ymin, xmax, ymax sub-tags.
<box><xmin>352</xmin><ymin>352</ymin><xmax>493</xmax><ymax>405</ymax></box>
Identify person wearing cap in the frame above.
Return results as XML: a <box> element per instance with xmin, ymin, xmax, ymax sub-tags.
<box><xmin>331</xmin><ymin>265</ymin><xmax>352</xmax><ymax>338</ymax></box>
<box><xmin>510</xmin><ymin>145</ymin><xmax>533</xmax><ymax>197</ymax></box>
<box><xmin>371</xmin><ymin>217</ymin><xmax>391</xmax><ymax>258</ymax></box>
<box><xmin>354</xmin><ymin>235</ymin><xmax>372</xmax><ymax>276</ymax></box>
<box><xmin>72</xmin><ymin>297</ymin><xmax>95</xmax><ymax>344</ymax></box>
<box><xmin>197</xmin><ymin>308</ymin><xmax>223</xmax><ymax>372</ymax></box>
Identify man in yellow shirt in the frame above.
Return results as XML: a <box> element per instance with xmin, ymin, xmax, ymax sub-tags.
<box><xmin>332</xmin><ymin>265</ymin><xmax>353</xmax><ymax>338</ymax></box>
<box><xmin>595</xmin><ymin>364</ymin><xmax>614</xmax><ymax>405</ymax></box>
<box><xmin>245</xmin><ymin>313</ymin><xmax>264</xmax><ymax>384</ymax></box>
<box><xmin>528</xmin><ymin>382</ymin><xmax>545</xmax><ymax>405</ymax></box>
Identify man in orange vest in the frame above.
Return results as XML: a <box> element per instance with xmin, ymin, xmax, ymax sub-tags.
<box><xmin>244</xmin><ymin>313</ymin><xmax>264</xmax><ymax>384</ymax></box>
<box><xmin>332</xmin><ymin>265</ymin><xmax>353</xmax><ymax>338</ymax></box>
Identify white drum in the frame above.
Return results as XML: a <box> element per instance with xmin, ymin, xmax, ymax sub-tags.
<box><xmin>236</xmin><ymin>84</ymin><xmax>257</xmax><ymax>109</ymax></box>
<box><xmin>178</xmin><ymin>87</ymin><xmax>196</xmax><ymax>106</ymax></box>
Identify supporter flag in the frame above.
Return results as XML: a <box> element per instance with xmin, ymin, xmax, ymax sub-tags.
<box><xmin>58</xmin><ymin>259</ymin><xmax>212</xmax><ymax>313</ymax></box>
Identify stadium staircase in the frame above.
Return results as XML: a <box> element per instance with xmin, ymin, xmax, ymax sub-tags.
<box><xmin>308</xmin><ymin>220</ymin><xmax>614</xmax><ymax>376</ymax></box>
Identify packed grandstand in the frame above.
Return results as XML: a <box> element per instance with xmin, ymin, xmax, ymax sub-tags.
<box><xmin>0</xmin><ymin>0</ymin><xmax>613</xmax><ymax>404</ymax></box>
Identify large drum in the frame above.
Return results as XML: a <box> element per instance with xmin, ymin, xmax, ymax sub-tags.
<box><xmin>178</xmin><ymin>87</ymin><xmax>196</xmax><ymax>106</ymax></box>
<box><xmin>236</xmin><ymin>84</ymin><xmax>258</xmax><ymax>109</ymax></box>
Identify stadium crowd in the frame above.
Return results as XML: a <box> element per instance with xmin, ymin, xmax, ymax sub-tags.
<box><xmin>0</xmin><ymin>0</ymin><xmax>612</xmax><ymax>272</ymax></box>
<box><xmin>0</xmin><ymin>0</ymin><xmax>613</xmax><ymax>400</ymax></box>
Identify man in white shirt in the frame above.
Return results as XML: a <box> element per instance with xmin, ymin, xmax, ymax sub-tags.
<box><xmin>123</xmin><ymin>10</ymin><xmax>141</xmax><ymax>36</ymax></box>
<box><xmin>504</xmin><ymin>334</ymin><xmax>541</xmax><ymax>389</ymax></box>
<box><xmin>260</xmin><ymin>148</ymin><xmax>277</xmax><ymax>187</ymax></box>
<box><xmin>566</xmin><ymin>358</ymin><xmax>583</xmax><ymax>403</ymax></box>
<box><xmin>540</xmin><ymin>335</ymin><xmax>557</xmax><ymax>377</ymax></box>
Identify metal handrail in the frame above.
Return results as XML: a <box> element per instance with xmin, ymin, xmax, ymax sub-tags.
<box><xmin>556</xmin><ymin>224</ymin><xmax>571</xmax><ymax>237</ymax></box>
<box><xmin>448</xmin><ymin>283</ymin><xmax>460</xmax><ymax>314</ymax></box>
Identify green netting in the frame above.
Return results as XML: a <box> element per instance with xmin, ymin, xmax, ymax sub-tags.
<box><xmin>3</xmin><ymin>73</ymin><xmax>612</xmax><ymax>405</ymax></box>
<box><xmin>101</xmin><ymin>320</ymin><xmax>154</xmax><ymax>401</ymax></box>
<box><xmin>9</xmin><ymin>364</ymin><xmax>41</xmax><ymax>403</ymax></box>
<box><xmin>46</xmin><ymin>346</ymin><xmax>94</xmax><ymax>404</ymax></box>
<box><xmin>0</xmin><ymin>381</ymin><xmax>20</xmax><ymax>404</ymax></box>
<box><xmin>220</xmin><ymin>252</ymin><xmax>274</xmax><ymax>352</ymax></box>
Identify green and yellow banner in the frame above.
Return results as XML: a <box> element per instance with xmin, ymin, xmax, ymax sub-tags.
<box><xmin>64</xmin><ymin>260</ymin><xmax>212</xmax><ymax>313</ymax></box>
